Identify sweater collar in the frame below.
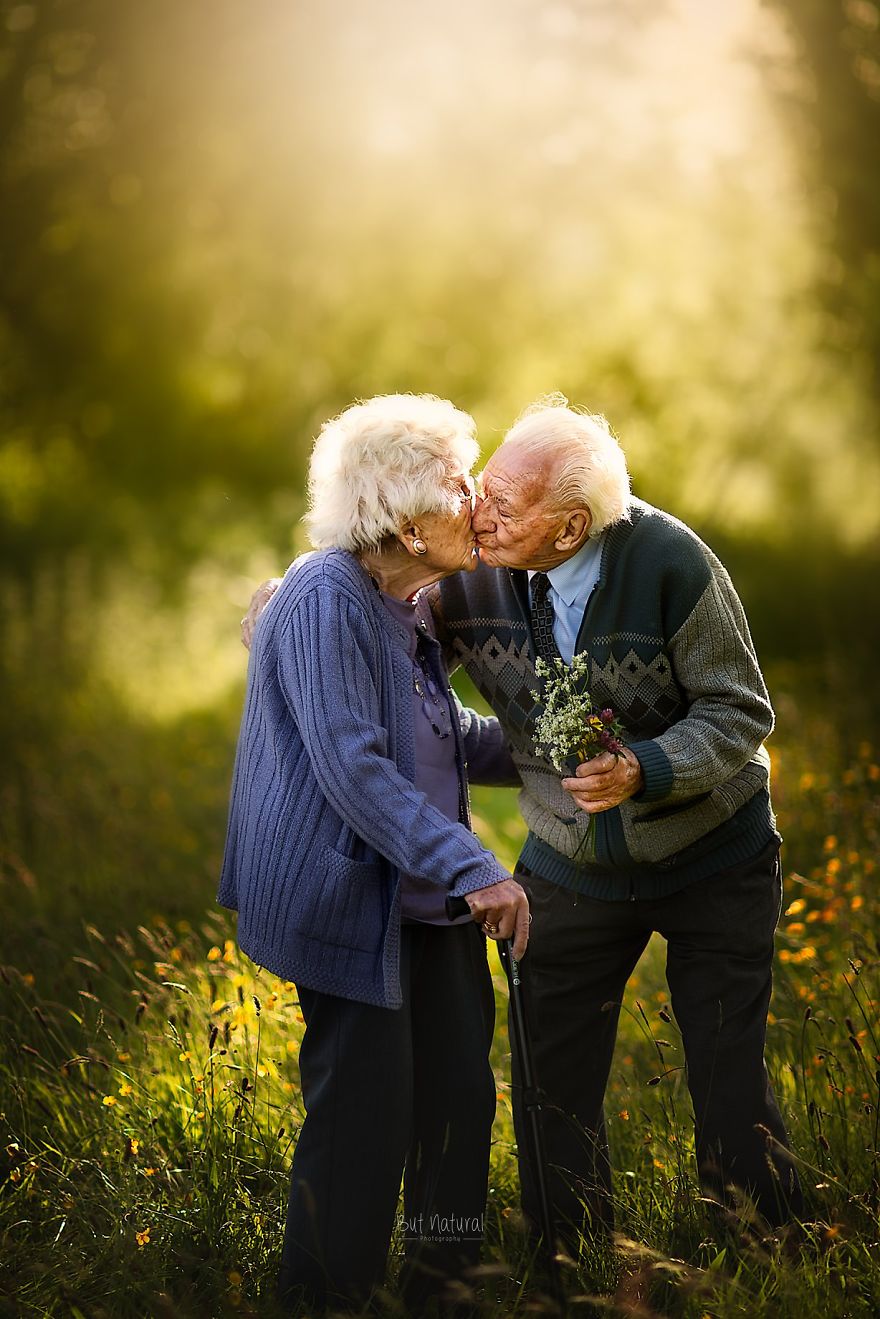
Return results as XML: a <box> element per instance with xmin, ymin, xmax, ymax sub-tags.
<box><xmin>326</xmin><ymin>548</ymin><xmax>436</xmax><ymax>650</ymax></box>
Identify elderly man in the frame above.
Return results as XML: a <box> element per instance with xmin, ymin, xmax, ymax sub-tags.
<box><xmin>243</xmin><ymin>397</ymin><xmax>801</xmax><ymax>1250</ymax></box>
<box><xmin>436</xmin><ymin>400</ymin><xmax>801</xmax><ymax>1248</ymax></box>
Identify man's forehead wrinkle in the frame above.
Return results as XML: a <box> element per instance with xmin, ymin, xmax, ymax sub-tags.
<box><xmin>483</xmin><ymin>454</ymin><xmax>545</xmax><ymax>506</ymax></box>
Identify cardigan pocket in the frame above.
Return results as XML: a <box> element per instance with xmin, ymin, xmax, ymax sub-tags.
<box><xmin>630</xmin><ymin>792</ymin><xmax>711</xmax><ymax>824</ymax></box>
<box><xmin>295</xmin><ymin>845</ymin><xmax>387</xmax><ymax>953</ymax></box>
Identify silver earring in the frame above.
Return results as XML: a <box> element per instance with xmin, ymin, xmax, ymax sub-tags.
<box><xmin>412</xmin><ymin>538</ymin><xmax>428</xmax><ymax>555</ymax></box>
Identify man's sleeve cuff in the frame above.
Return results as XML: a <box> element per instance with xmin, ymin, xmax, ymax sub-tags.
<box><xmin>627</xmin><ymin>739</ymin><xmax>674</xmax><ymax>802</ymax></box>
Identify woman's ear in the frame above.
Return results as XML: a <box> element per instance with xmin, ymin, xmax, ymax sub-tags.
<box><xmin>398</xmin><ymin>523</ymin><xmax>428</xmax><ymax>557</ymax></box>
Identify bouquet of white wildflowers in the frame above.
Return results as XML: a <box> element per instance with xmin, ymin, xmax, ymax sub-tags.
<box><xmin>531</xmin><ymin>653</ymin><xmax>625</xmax><ymax>775</ymax></box>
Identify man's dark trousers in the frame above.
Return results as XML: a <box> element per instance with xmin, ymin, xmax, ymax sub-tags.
<box><xmin>511</xmin><ymin>839</ymin><xmax>803</xmax><ymax>1248</ymax></box>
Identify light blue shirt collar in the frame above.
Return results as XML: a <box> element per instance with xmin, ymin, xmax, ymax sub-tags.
<box><xmin>546</xmin><ymin>535</ymin><xmax>603</xmax><ymax>605</ymax></box>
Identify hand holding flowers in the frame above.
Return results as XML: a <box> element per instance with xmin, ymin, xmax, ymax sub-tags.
<box><xmin>531</xmin><ymin>654</ymin><xmax>643</xmax><ymax>825</ymax></box>
<box><xmin>561</xmin><ymin>749</ymin><xmax>644</xmax><ymax>815</ymax></box>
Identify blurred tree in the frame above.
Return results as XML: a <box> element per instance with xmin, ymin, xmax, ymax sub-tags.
<box><xmin>1</xmin><ymin>0</ymin><xmax>878</xmax><ymax>585</ymax></box>
<box><xmin>0</xmin><ymin>1</ymin><xmax>317</xmax><ymax>573</ymax></box>
<box><xmin>765</xmin><ymin>0</ymin><xmax>880</xmax><ymax>395</ymax></box>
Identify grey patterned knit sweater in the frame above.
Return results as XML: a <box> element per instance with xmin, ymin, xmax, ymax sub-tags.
<box><xmin>436</xmin><ymin>499</ymin><xmax>778</xmax><ymax>899</ymax></box>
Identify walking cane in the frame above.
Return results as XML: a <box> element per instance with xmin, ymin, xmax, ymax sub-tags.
<box><xmin>446</xmin><ymin>896</ymin><xmax>564</xmax><ymax>1306</ymax></box>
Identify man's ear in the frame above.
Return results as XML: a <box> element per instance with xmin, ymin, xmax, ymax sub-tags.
<box><xmin>554</xmin><ymin>508</ymin><xmax>592</xmax><ymax>553</ymax></box>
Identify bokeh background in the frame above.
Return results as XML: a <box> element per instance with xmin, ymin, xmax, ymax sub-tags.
<box><xmin>3</xmin><ymin>0</ymin><xmax>880</xmax><ymax>1008</ymax></box>
<box><xmin>3</xmin><ymin>0</ymin><xmax>879</xmax><ymax>934</ymax></box>
<box><xmin>2</xmin><ymin>3</ymin><xmax>880</xmax><ymax>1314</ymax></box>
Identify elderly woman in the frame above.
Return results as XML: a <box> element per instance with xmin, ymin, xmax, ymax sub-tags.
<box><xmin>218</xmin><ymin>393</ymin><xmax>529</xmax><ymax>1313</ymax></box>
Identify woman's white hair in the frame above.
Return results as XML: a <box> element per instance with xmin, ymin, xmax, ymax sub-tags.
<box><xmin>305</xmin><ymin>393</ymin><xmax>479</xmax><ymax>552</ymax></box>
<box><xmin>503</xmin><ymin>394</ymin><xmax>631</xmax><ymax>535</ymax></box>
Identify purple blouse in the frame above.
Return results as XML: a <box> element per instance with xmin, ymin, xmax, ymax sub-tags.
<box><xmin>380</xmin><ymin>590</ymin><xmax>468</xmax><ymax>924</ymax></box>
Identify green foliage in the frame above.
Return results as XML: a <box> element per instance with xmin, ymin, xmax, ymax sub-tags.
<box><xmin>2</xmin><ymin>4</ymin><xmax>880</xmax><ymax>1312</ymax></box>
<box><xmin>1</xmin><ymin>0</ymin><xmax>879</xmax><ymax>585</ymax></box>
<box><xmin>1</xmin><ymin>741</ymin><xmax>880</xmax><ymax>1316</ymax></box>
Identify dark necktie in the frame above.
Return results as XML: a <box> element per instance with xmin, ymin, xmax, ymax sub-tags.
<box><xmin>530</xmin><ymin>572</ymin><xmax>562</xmax><ymax>665</ymax></box>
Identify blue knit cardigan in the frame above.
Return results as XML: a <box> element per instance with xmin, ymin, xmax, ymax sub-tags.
<box><xmin>218</xmin><ymin>549</ymin><xmax>515</xmax><ymax>1008</ymax></box>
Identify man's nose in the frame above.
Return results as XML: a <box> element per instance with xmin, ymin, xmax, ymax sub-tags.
<box><xmin>471</xmin><ymin>495</ymin><xmax>492</xmax><ymax>531</ymax></box>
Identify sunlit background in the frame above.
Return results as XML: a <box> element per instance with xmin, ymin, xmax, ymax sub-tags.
<box><xmin>2</xmin><ymin>0</ymin><xmax>879</xmax><ymax>916</ymax></box>
<box><xmin>3</xmin><ymin>5</ymin><xmax>880</xmax><ymax>1311</ymax></box>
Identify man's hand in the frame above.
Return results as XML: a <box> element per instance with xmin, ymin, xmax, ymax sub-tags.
<box><xmin>464</xmin><ymin>877</ymin><xmax>530</xmax><ymax>960</ymax></box>
<box><xmin>240</xmin><ymin>578</ymin><xmax>282</xmax><ymax>649</ymax></box>
<box><xmin>561</xmin><ymin>747</ymin><xmax>644</xmax><ymax>814</ymax></box>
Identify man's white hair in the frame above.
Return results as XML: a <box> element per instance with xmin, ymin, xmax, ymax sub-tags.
<box><xmin>503</xmin><ymin>395</ymin><xmax>631</xmax><ymax>536</ymax></box>
<box><xmin>306</xmin><ymin>393</ymin><xmax>478</xmax><ymax>552</ymax></box>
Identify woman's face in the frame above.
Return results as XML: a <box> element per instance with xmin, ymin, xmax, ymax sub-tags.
<box><xmin>415</xmin><ymin>475</ymin><xmax>479</xmax><ymax>576</ymax></box>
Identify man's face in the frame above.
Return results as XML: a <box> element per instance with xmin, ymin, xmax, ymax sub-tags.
<box><xmin>471</xmin><ymin>444</ymin><xmax>572</xmax><ymax>571</ymax></box>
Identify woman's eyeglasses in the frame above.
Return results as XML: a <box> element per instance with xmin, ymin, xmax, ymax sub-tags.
<box><xmin>451</xmin><ymin>476</ymin><xmax>477</xmax><ymax>511</ymax></box>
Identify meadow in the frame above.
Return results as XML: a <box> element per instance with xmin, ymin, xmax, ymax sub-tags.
<box><xmin>2</xmin><ymin>583</ymin><xmax>879</xmax><ymax>1318</ymax></box>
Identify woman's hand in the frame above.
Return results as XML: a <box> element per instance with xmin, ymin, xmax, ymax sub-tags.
<box><xmin>240</xmin><ymin>578</ymin><xmax>282</xmax><ymax>649</ymax></box>
<box><xmin>464</xmin><ymin>878</ymin><xmax>530</xmax><ymax>960</ymax></box>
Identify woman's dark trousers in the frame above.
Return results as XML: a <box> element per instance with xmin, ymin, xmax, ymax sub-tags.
<box><xmin>278</xmin><ymin>920</ymin><xmax>496</xmax><ymax>1312</ymax></box>
<box><xmin>511</xmin><ymin>841</ymin><xmax>803</xmax><ymax>1252</ymax></box>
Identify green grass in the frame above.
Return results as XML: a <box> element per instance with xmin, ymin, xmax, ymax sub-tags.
<box><xmin>2</xmin><ymin>583</ymin><xmax>880</xmax><ymax>1316</ymax></box>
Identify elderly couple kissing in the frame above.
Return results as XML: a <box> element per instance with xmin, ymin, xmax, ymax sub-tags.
<box><xmin>219</xmin><ymin>393</ymin><xmax>802</xmax><ymax>1313</ymax></box>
